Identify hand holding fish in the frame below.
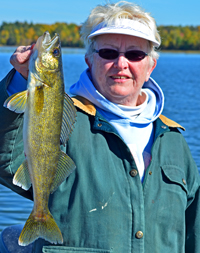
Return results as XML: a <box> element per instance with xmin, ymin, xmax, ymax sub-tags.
<box><xmin>10</xmin><ymin>45</ymin><xmax>34</xmax><ymax>79</ymax></box>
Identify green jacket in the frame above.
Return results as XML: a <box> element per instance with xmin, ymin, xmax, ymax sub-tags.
<box><xmin>0</xmin><ymin>69</ymin><xmax>200</xmax><ymax>253</ymax></box>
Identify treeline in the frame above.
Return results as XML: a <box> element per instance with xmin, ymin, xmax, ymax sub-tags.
<box><xmin>159</xmin><ymin>25</ymin><xmax>200</xmax><ymax>50</ymax></box>
<box><xmin>0</xmin><ymin>21</ymin><xmax>200</xmax><ymax>50</ymax></box>
<box><xmin>0</xmin><ymin>21</ymin><xmax>84</xmax><ymax>47</ymax></box>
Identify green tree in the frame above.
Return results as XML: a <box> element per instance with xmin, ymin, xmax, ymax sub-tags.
<box><xmin>0</xmin><ymin>30</ymin><xmax>9</xmax><ymax>44</ymax></box>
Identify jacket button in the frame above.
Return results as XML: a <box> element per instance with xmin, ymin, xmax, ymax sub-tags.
<box><xmin>136</xmin><ymin>231</ymin><xmax>143</xmax><ymax>239</ymax></box>
<box><xmin>130</xmin><ymin>169</ymin><xmax>137</xmax><ymax>177</ymax></box>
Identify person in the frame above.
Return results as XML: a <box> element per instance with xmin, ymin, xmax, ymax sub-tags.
<box><xmin>0</xmin><ymin>1</ymin><xmax>200</xmax><ymax>252</ymax></box>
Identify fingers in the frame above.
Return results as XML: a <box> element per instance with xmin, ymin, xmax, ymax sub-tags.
<box><xmin>10</xmin><ymin>45</ymin><xmax>35</xmax><ymax>79</ymax></box>
<box><xmin>10</xmin><ymin>45</ymin><xmax>32</xmax><ymax>64</ymax></box>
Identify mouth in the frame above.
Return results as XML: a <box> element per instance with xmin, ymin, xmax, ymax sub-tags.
<box><xmin>43</xmin><ymin>31</ymin><xmax>51</xmax><ymax>44</ymax></box>
<box><xmin>110</xmin><ymin>75</ymin><xmax>130</xmax><ymax>80</ymax></box>
<box><xmin>42</xmin><ymin>31</ymin><xmax>60</xmax><ymax>49</ymax></box>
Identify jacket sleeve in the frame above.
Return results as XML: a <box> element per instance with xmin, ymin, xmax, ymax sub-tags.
<box><xmin>185</xmin><ymin>174</ymin><xmax>200</xmax><ymax>252</ymax></box>
<box><xmin>0</xmin><ymin>69</ymin><xmax>33</xmax><ymax>200</ymax></box>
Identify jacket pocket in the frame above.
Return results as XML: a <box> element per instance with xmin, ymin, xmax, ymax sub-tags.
<box><xmin>161</xmin><ymin>165</ymin><xmax>188</xmax><ymax>194</ymax></box>
<box><xmin>42</xmin><ymin>246</ymin><xmax>112</xmax><ymax>253</ymax></box>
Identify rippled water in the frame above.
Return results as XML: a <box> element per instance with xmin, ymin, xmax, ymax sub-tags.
<box><xmin>0</xmin><ymin>47</ymin><xmax>199</xmax><ymax>232</ymax></box>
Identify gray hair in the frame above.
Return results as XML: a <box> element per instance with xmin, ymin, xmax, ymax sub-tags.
<box><xmin>80</xmin><ymin>1</ymin><xmax>161</xmax><ymax>65</ymax></box>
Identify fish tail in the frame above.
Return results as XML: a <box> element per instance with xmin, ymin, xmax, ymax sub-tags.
<box><xmin>18</xmin><ymin>210</ymin><xmax>63</xmax><ymax>246</ymax></box>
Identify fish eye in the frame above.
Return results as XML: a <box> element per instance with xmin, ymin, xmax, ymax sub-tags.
<box><xmin>53</xmin><ymin>48</ymin><xmax>60</xmax><ymax>57</ymax></box>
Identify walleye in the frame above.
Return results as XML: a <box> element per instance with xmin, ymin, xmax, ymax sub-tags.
<box><xmin>4</xmin><ymin>32</ymin><xmax>76</xmax><ymax>246</ymax></box>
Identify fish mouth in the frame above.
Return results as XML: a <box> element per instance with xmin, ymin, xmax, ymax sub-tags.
<box><xmin>33</xmin><ymin>31</ymin><xmax>61</xmax><ymax>78</ymax></box>
<box><xmin>42</xmin><ymin>31</ymin><xmax>60</xmax><ymax>50</ymax></box>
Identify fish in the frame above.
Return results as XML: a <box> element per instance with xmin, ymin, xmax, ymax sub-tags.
<box><xmin>3</xmin><ymin>31</ymin><xmax>77</xmax><ymax>246</ymax></box>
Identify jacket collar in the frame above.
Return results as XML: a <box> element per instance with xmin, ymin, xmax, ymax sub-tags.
<box><xmin>72</xmin><ymin>95</ymin><xmax>96</xmax><ymax>116</ymax></box>
<box><xmin>72</xmin><ymin>95</ymin><xmax>185</xmax><ymax>131</ymax></box>
<box><xmin>159</xmin><ymin>114</ymin><xmax>185</xmax><ymax>131</ymax></box>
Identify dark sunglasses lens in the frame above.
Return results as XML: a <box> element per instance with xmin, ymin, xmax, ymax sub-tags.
<box><xmin>98</xmin><ymin>49</ymin><xmax>147</xmax><ymax>61</ymax></box>
<box><xmin>99</xmin><ymin>49</ymin><xmax>119</xmax><ymax>59</ymax></box>
<box><xmin>125</xmin><ymin>51</ymin><xmax>146</xmax><ymax>61</ymax></box>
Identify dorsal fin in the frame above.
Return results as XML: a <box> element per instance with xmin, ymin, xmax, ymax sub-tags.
<box><xmin>60</xmin><ymin>93</ymin><xmax>77</xmax><ymax>146</ymax></box>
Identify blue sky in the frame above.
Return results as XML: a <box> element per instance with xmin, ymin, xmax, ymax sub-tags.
<box><xmin>1</xmin><ymin>0</ymin><xmax>199</xmax><ymax>26</ymax></box>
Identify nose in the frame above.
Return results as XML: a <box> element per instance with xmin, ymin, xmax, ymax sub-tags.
<box><xmin>114</xmin><ymin>53</ymin><xmax>129</xmax><ymax>70</ymax></box>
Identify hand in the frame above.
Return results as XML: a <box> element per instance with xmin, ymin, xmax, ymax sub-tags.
<box><xmin>10</xmin><ymin>44</ymin><xmax>35</xmax><ymax>79</ymax></box>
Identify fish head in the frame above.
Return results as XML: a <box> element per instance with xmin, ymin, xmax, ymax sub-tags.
<box><xmin>29</xmin><ymin>31</ymin><xmax>63</xmax><ymax>86</ymax></box>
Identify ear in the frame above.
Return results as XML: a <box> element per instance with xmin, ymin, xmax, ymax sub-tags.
<box><xmin>85</xmin><ymin>56</ymin><xmax>92</xmax><ymax>71</ymax></box>
<box><xmin>145</xmin><ymin>58</ymin><xmax>157</xmax><ymax>82</ymax></box>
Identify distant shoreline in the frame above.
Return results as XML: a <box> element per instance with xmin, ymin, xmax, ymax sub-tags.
<box><xmin>1</xmin><ymin>45</ymin><xmax>200</xmax><ymax>54</ymax></box>
<box><xmin>159</xmin><ymin>50</ymin><xmax>200</xmax><ymax>54</ymax></box>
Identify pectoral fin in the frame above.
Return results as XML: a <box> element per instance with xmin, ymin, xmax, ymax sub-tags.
<box><xmin>60</xmin><ymin>93</ymin><xmax>76</xmax><ymax>146</ymax></box>
<box><xmin>50</xmin><ymin>151</ymin><xmax>76</xmax><ymax>193</ymax></box>
<box><xmin>4</xmin><ymin>90</ymin><xmax>28</xmax><ymax>113</ymax></box>
<box><xmin>13</xmin><ymin>160</ymin><xmax>32</xmax><ymax>190</ymax></box>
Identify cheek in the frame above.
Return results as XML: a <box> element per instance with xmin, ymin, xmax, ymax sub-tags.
<box><xmin>92</xmin><ymin>66</ymin><xmax>103</xmax><ymax>85</ymax></box>
<box><xmin>91</xmin><ymin>63</ymin><xmax>104</xmax><ymax>90</ymax></box>
<box><xmin>92</xmin><ymin>60</ymin><xmax>110</xmax><ymax>84</ymax></box>
<box><xmin>97</xmin><ymin>74</ymin><xmax>103</xmax><ymax>84</ymax></box>
<box><xmin>129</xmin><ymin>62</ymin><xmax>150</xmax><ymax>83</ymax></box>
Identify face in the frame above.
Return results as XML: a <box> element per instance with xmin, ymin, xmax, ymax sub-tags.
<box><xmin>86</xmin><ymin>34</ymin><xmax>156</xmax><ymax>106</ymax></box>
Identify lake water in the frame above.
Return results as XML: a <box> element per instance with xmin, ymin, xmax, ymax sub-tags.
<box><xmin>0</xmin><ymin>47</ymin><xmax>200</xmax><ymax>232</ymax></box>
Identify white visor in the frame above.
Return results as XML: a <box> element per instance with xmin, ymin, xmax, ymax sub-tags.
<box><xmin>88</xmin><ymin>19</ymin><xmax>160</xmax><ymax>47</ymax></box>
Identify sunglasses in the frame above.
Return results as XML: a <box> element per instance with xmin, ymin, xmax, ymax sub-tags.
<box><xmin>94</xmin><ymin>48</ymin><xmax>148</xmax><ymax>61</ymax></box>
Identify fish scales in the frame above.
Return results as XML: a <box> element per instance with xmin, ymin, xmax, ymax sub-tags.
<box><xmin>26</xmin><ymin>76</ymin><xmax>63</xmax><ymax>208</ymax></box>
<box><xmin>4</xmin><ymin>31</ymin><xmax>76</xmax><ymax>246</ymax></box>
